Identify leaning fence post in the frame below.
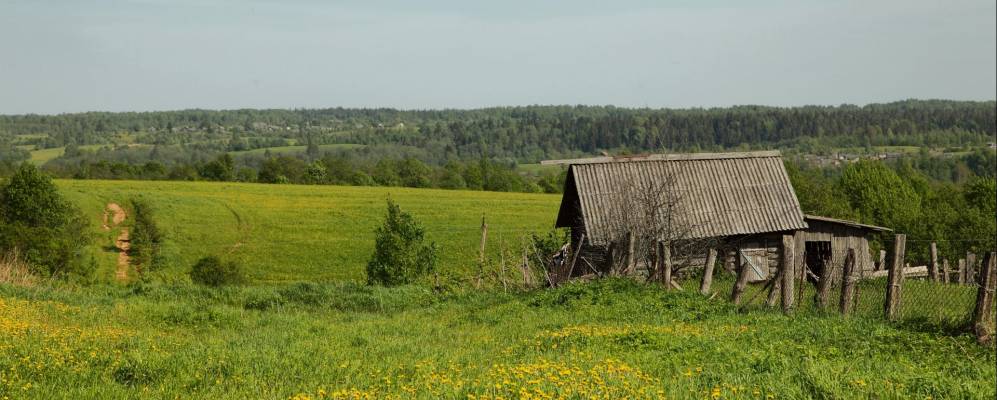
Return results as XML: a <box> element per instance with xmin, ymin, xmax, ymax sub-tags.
<box><xmin>766</xmin><ymin>276</ymin><xmax>782</xmax><ymax>308</ymax></box>
<box><xmin>731</xmin><ymin>254</ymin><xmax>750</xmax><ymax>306</ymax></box>
<box><xmin>929</xmin><ymin>242</ymin><xmax>939</xmax><ymax>282</ymax></box>
<box><xmin>700</xmin><ymin>248</ymin><xmax>718</xmax><ymax>295</ymax></box>
<box><xmin>972</xmin><ymin>252</ymin><xmax>996</xmax><ymax>345</ymax></box>
<box><xmin>780</xmin><ymin>235</ymin><xmax>796</xmax><ymax>313</ymax></box>
<box><xmin>885</xmin><ymin>234</ymin><xmax>906</xmax><ymax>321</ymax></box>
<box><xmin>839</xmin><ymin>249</ymin><xmax>857</xmax><ymax>315</ymax></box>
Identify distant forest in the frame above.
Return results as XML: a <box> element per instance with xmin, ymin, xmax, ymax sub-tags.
<box><xmin>0</xmin><ymin>100</ymin><xmax>994</xmax><ymax>191</ymax></box>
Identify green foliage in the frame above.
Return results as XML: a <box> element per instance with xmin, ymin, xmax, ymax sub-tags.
<box><xmin>0</xmin><ymin>164</ymin><xmax>92</xmax><ymax>279</ymax></box>
<box><xmin>129</xmin><ymin>199</ymin><xmax>163</xmax><ymax>272</ymax></box>
<box><xmin>839</xmin><ymin>160</ymin><xmax>921</xmax><ymax>231</ymax></box>
<box><xmin>366</xmin><ymin>199</ymin><xmax>438</xmax><ymax>286</ymax></box>
<box><xmin>189</xmin><ymin>256</ymin><xmax>244</xmax><ymax>287</ymax></box>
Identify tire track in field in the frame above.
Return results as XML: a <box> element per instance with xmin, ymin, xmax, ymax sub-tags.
<box><xmin>215</xmin><ymin>200</ymin><xmax>252</xmax><ymax>256</ymax></box>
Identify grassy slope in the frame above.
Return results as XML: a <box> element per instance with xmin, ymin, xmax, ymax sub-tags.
<box><xmin>56</xmin><ymin>180</ymin><xmax>560</xmax><ymax>283</ymax></box>
<box><xmin>0</xmin><ymin>279</ymin><xmax>992</xmax><ymax>399</ymax></box>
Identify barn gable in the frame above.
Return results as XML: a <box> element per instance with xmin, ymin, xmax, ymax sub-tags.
<box><xmin>551</xmin><ymin>151</ymin><xmax>808</xmax><ymax>244</ymax></box>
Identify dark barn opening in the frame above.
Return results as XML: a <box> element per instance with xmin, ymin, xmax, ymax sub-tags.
<box><xmin>805</xmin><ymin>240</ymin><xmax>832</xmax><ymax>279</ymax></box>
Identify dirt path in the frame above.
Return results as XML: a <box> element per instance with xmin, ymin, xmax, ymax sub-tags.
<box><xmin>105</xmin><ymin>203</ymin><xmax>130</xmax><ymax>281</ymax></box>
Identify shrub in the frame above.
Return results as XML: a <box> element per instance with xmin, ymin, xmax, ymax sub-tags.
<box><xmin>189</xmin><ymin>256</ymin><xmax>244</xmax><ymax>287</ymax></box>
<box><xmin>365</xmin><ymin>199</ymin><xmax>438</xmax><ymax>286</ymax></box>
<box><xmin>0</xmin><ymin>163</ymin><xmax>93</xmax><ymax>279</ymax></box>
<box><xmin>129</xmin><ymin>199</ymin><xmax>164</xmax><ymax>272</ymax></box>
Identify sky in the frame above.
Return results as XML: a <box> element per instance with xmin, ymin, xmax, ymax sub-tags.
<box><xmin>0</xmin><ymin>0</ymin><xmax>994</xmax><ymax>114</ymax></box>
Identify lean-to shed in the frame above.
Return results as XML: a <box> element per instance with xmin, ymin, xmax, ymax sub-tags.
<box><xmin>544</xmin><ymin>151</ymin><xmax>890</xmax><ymax>283</ymax></box>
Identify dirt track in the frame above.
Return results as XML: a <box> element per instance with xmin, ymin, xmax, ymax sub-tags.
<box><xmin>105</xmin><ymin>203</ymin><xmax>130</xmax><ymax>281</ymax></box>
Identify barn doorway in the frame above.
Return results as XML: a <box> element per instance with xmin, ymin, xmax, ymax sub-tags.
<box><xmin>805</xmin><ymin>241</ymin><xmax>832</xmax><ymax>278</ymax></box>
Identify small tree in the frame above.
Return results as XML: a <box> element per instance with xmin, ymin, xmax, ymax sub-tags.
<box><xmin>0</xmin><ymin>163</ymin><xmax>92</xmax><ymax>278</ymax></box>
<box><xmin>366</xmin><ymin>199</ymin><xmax>438</xmax><ymax>286</ymax></box>
<box><xmin>190</xmin><ymin>256</ymin><xmax>244</xmax><ymax>287</ymax></box>
<box><xmin>129</xmin><ymin>199</ymin><xmax>163</xmax><ymax>272</ymax></box>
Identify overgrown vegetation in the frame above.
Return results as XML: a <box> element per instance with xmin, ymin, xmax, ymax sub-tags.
<box><xmin>366</xmin><ymin>199</ymin><xmax>438</xmax><ymax>286</ymax></box>
<box><xmin>0</xmin><ymin>164</ymin><xmax>92</xmax><ymax>280</ymax></box>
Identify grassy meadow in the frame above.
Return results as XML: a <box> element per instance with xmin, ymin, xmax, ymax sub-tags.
<box><xmin>56</xmin><ymin>180</ymin><xmax>560</xmax><ymax>283</ymax></box>
<box><xmin>1</xmin><ymin>278</ymin><xmax>993</xmax><ymax>399</ymax></box>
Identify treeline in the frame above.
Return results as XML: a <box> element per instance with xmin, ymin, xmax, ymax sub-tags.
<box><xmin>2</xmin><ymin>100</ymin><xmax>994</xmax><ymax>162</ymax></box>
<box><xmin>41</xmin><ymin>151</ymin><xmax>566</xmax><ymax>194</ymax></box>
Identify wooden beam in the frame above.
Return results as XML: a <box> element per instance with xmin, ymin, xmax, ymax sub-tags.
<box><xmin>660</xmin><ymin>241</ymin><xmax>672</xmax><ymax>290</ymax></box>
<box><xmin>928</xmin><ymin>242</ymin><xmax>939</xmax><ymax>282</ymax></box>
<box><xmin>840</xmin><ymin>249</ymin><xmax>857</xmax><ymax>316</ymax></box>
<box><xmin>781</xmin><ymin>234</ymin><xmax>796</xmax><ymax>314</ymax></box>
<box><xmin>540</xmin><ymin>150</ymin><xmax>783</xmax><ymax>165</ymax></box>
<box><xmin>731</xmin><ymin>255</ymin><xmax>751</xmax><ymax>306</ymax></box>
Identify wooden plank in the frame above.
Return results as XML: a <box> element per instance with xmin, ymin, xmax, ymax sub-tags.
<box><xmin>867</xmin><ymin>266</ymin><xmax>927</xmax><ymax>279</ymax></box>
<box><xmin>972</xmin><ymin>252</ymin><xmax>996</xmax><ymax>345</ymax></box>
<box><xmin>840</xmin><ymin>249</ymin><xmax>857</xmax><ymax>315</ymax></box>
<box><xmin>700</xmin><ymin>248</ymin><xmax>718</xmax><ymax>295</ymax></box>
<box><xmin>885</xmin><ymin>234</ymin><xmax>906</xmax><ymax>322</ymax></box>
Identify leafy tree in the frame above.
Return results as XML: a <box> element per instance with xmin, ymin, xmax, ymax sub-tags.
<box><xmin>838</xmin><ymin>160</ymin><xmax>921</xmax><ymax>232</ymax></box>
<box><xmin>0</xmin><ymin>163</ymin><xmax>92</xmax><ymax>278</ymax></box>
<box><xmin>366</xmin><ymin>199</ymin><xmax>438</xmax><ymax>286</ymax></box>
<box><xmin>200</xmin><ymin>154</ymin><xmax>235</xmax><ymax>181</ymax></box>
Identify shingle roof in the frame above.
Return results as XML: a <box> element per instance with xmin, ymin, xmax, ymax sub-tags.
<box><xmin>553</xmin><ymin>151</ymin><xmax>808</xmax><ymax>244</ymax></box>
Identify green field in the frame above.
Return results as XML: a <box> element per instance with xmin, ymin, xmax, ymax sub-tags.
<box><xmin>56</xmin><ymin>180</ymin><xmax>560</xmax><ymax>283</ymax></box>
<box><xmin>0</xmin><ymin>279</ymin><xmax>992</xmax><ymax>399</ymax></box>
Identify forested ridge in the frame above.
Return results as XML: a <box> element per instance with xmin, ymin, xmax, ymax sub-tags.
<box><xmin>2</xmin><ymin>100</ymin><xmax>994</xmax><ymax>162</ymax></box>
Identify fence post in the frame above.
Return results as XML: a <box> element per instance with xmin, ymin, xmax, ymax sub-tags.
<box><xmin>885</xmin><ymin>234</ymin><xmax>906</xmax><ymax>321</ymax></box>
<box><xmin>660</xmin><ymin>241</ymin><xmax>672</xmax><ymax>289</ymax></box>
<box><xmin>521</xmin><ymin>244</ymin><xmax>532</xmax><ymax>287</ymax></box>
<box><xmin>878</xmin><ymin>250</ymin><xmax>886</xmax><ymax>271</ymax></box>
<box><xmin>700</xmin><ymin>248</ymin><xmax>718</xmax><ymax>295</ymax></box>
<box><xmin>781</xmin><ymin>234</ymin><xmax>796</xmax><ymax>314</ymax></box>
<box><xmin>477</xmin><ymin>215</ymin><xmax>487</xmax><ymax>289</ymax></box>
<box><xmin>839</xmin><ymin>249</ymin><xmax>857</xmax><ymax>315</ymax></box>
<box><xmin>958</xmin><ymin>259</ymin><xmax>966</xmax><ymax>285</ymax></box>
<box><xmin>941</xmin><ymin>258</ymin><xmax>950</xmax><ymax>284</ymax></box>
<box><xmin>966</xmin><ymin>252</ymin><xmax>976</xmax><ymax>285</ymax></box>
<box><xmin>766</xmin><ymin>277</ymin><xmax>782</xmax><ymax>307</ymax></box>
<box><xmin>928</xmin><ymin>242</ymin><xmax>939</xmax><ymax>282</ymax></box>
<box><xmin>731</xmin><ymin>255</ymin><xmax>750</xmax><ymax>306</ymax></box>
<box><xmin>624</xmin><ymin>231</ymin><xmax>636</xmax><ymax>272</ymax></box>
<box><xmin>816</xmin><ymin>258</ymin><xmax>834</xmax><ymax>311</ymax></box>
<box><xmin>972</xmin><ymin>252</ymin><xmax>996</xmax><ymax>345</ymax></box>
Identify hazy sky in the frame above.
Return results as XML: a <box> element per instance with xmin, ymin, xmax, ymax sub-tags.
<box><xmin>1</xmin><ymin>0</ymin><xmax>994</xmax><ymax>114</ymax></box>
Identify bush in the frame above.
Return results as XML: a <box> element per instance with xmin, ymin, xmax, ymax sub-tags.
<box><xmin>0</xmin><ymin>163</ymin><xmax>93</xmax><ymax>279</ymax></box>
<box><xmin>129</xmin><ymin>199</ymin><xmax>163</xmax><ymax>272</ymax></box>
<box><xmin>189</xmin><ymin>256</ymin><xmax>244</xmax><ymax>287</ymax></box>
<box><xmin>365</xmin><ymin>199</ymin><xmax>438</xmax><ymax>286</ymax></box>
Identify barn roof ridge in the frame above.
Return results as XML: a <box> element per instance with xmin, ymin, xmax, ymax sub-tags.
<box><xmin>541</xmin><ymin>150</ymin><xmax>781</xmax><ymax>166</ymax></box>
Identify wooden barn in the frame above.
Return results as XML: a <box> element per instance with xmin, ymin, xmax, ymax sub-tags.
<box><xmin>544</xmin><ymin>151</ymin><xmax>890</xmax><ymax>283</ymax></box>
